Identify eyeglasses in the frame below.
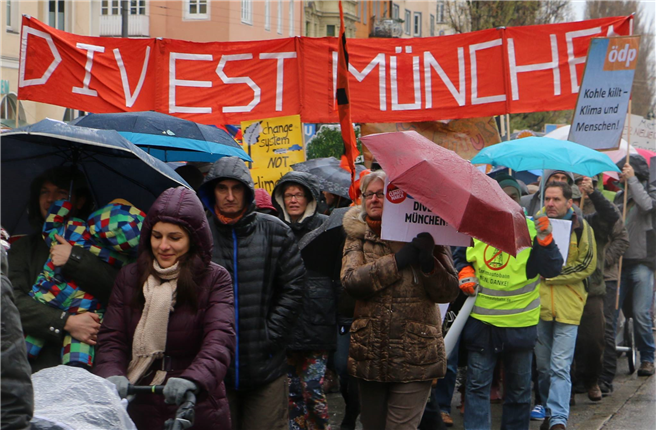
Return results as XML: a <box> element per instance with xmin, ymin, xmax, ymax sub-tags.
<box><xmin>363</xmin><ymin>191</ymin><xmax>384</xmax><ymax>200</ymax></box>
<box><xmin>284</xmin><ymin>193</ymin><xmax>306</xmax><ymax>201</ymax></box>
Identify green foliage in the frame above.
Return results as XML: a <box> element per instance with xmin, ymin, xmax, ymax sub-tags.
<box><xmin>306</xmin><ymin>126</ymin><xmax>362</xmax><ymax>160</ymax></box>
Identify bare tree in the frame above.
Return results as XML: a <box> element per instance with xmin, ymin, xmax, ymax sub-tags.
<box><xmin>586</xmin><ymin>0</ymin><xmax>655</xmax><ymax>117</ymax></box>
<box><xmin>445</xmin><ymin>0</ymin><xmax>572</xmax><ymax>33</ymax></box>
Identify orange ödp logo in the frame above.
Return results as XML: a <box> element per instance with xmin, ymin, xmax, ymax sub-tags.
<box><xmin>603</xmin><ymin>37</ymin><xmax>639</xmax><ymax>71</ymax></box>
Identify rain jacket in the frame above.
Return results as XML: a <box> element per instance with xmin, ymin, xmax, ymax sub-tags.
<box><xmin>521</xmin><ymin>170</ymin><xmax>575</xmax><ymax>217</ymax></box>
<box><xmin>272</xmin><ymin>171</ymin><xmax>337</xmax><ymax>351</ymax></box>
<box><xmin>198</xmin><ymin>157</ymin><xmax>305</xmax><ymax>391</ymax></box>
<box><xmin>614</xmin><ymin>154</ymin><xmax>656</xmax><ymax>270</ymax></box>
<box><xmin>95</xmin><ymin>187</ymin><xmax>236</xmax><ymax>430</ymax></box>
<box><xmin>579</xmin><ymin>189</ymin><xmax>621</xmax><ymax>296</ymax></box>
<box><xmin>1</xmin><ymin>275</ymin><xmax>34</xmax><ymax>430</ymax></box>
<box><xmin>537</xmin><ymin>209</ymin><xmax>597</xmax><ymax>325</ymax></box>
<box><xmin>341</xmin><ymin>206</ymin><xmax>459</xmax><ymax>383</ymax></box>
<box><xmin>8</xmin><ymin>233</ymin><xmax>118</xmax><ymax>373</ymax></box>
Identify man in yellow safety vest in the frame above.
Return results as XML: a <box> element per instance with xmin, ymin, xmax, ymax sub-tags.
<box><xmin>454</xmin><ymin>174</ymin><xmax>563</xmax><ymax>430</ymax></box>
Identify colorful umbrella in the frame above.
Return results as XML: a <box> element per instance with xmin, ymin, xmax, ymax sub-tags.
<box><xmin>361</xmin><ymin>131</ymin><xmax>531</xmax><ymax>256</ymax></box>
<box><xmin>471</xmin><ymin>136</ymin><xmax>621</xmax><ymax>177</ymax></box>
<box><xmin>291</xmin><ymin>157</ymin><xmax>369</xmax><ymax>200</ymax></box>
<box><xmin>71</xmin><ymin>111</ymin><xmax>251</xmax><ymax>163</ymax></box>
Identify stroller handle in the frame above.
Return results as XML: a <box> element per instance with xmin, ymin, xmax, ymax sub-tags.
<box><xmin>128</xmin><ymin>385</ymin><xmax>165</xmax><ymax>395</ymax></box>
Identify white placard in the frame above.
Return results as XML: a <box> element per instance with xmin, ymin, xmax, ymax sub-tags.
<box><xmin>380</xmin><ymin>179</ymin><xmax>472</xmax><ymax>246</ymax></box>
<box><xmin>531</xmin><ymin>218</ymin><xmax>571</xmax><ymax>266</ymax></box>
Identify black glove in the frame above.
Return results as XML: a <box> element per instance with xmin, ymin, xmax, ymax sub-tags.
<box><xmin>395</xmin><ymin>242</ymin><xmax>420</xmax><ymax>270</ymax></box>
<box><xmin>412</xmin><ymin>233</ymin><xmax>435</xmax><ymax>273</ymax></box>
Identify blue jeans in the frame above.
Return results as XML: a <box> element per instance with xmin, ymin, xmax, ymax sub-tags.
<box><xmin>464</xmin><ymin>347</ymin><xmax>532</xmax><ymax>430</ymax></box>
<box><xmin>435</xmin><ymin>337</ymin><xmax>459</xmax><ymax>414</ymax></box>
<box><xmin>619</xmin><ymin>264</ymin><xmax>655</xmax><ymax>363</ymax></box>
<box><xmin>535</xmin><ymin>320</ymin><xmax>578</xmax><ymax>428</ymax></box>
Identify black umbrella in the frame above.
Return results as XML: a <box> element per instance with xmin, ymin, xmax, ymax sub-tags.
<box><xmin>1</xmin><ymin>119</ymin><xmax>190</xmax><ymax>235</ymax></box>
<box><xmin>291</xmin><ymin>157</ymin><xmax>368</xmax><ymax>199</ymax></box>
<box><xmin>71</xmin><ymin>111</ymin><xmax>251</xmax><ymax>163</ymax></box>
<box><xmin>298</xmin><ymin>207</ymin><xmax>350</xmax><ymax>276</ymax></box>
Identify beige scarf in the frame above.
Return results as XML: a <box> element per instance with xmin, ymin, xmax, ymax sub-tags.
<box><xmin>127</xmin><ymin>261</ymin><xmax>179</xmax><ymax>385</ymax></box>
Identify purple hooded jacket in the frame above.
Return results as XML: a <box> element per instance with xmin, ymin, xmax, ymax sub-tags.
<box><xmin>94</xmin><ymin>187</ymin><xmax>236</xmax><ymax>430</ymax></box>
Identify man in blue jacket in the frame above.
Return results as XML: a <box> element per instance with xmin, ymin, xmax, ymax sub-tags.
<box><xmin>198</xmin><ymin>157</ymin><xmax>306</xmax><ymax>430</ymax></box>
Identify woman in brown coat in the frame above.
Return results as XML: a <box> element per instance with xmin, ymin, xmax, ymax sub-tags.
<box><xmin>340</xmin><ymin>171</ymin><xmax>459</xmax><ymax>430</ymax></box>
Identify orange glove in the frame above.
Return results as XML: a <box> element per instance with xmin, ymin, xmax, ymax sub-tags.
<box><xmin>535</xmin><ymin>216</ymin><xmax>553</xmax><ymax>246</ymax></box>
<box><xmin>458</xmin><ymin>266</ymin><xmax>479</xmax><ymax>296</ymax></box>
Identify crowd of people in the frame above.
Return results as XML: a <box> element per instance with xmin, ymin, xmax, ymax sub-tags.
<box><xmin>1</xmin><ymin>150</ymin><xmax>654</xmax><ymax>430</ymax></box>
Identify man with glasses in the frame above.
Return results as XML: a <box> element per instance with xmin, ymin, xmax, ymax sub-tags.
<box><xmin>272</xmin><ymin>171</ymin><xmax>337</xmax><ymax>430</ymax></box>
<box><xmin>198</xmin><ymin>157</ymin><xmax>306</xmax><ymax>430</ymax></box>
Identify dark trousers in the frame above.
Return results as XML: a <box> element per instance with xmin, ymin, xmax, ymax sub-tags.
<box><xmin>418</xmin><ymin>386</ymin><xmax>447</xmax><ymax>430</ymax></box>
<box><xmin>574</xmin><ymin>295</ymin><xmax>606</xmax><ymax>388</ymax></box>
<box><xmin>227</xmin><ymin>375</ymin><xmax>288</xmax><ymax>430</ymax></box>
<box><xmin>335</xmin><ymin>328</ymin><xmax>360</xmax><ymax>428</ymax></box>
<box><xmin>599</xmin><ymin>281</ymin><xmax>619</xmax><ymax>385</ymax></box>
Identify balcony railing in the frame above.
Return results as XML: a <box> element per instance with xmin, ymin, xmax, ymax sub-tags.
<box><xmin>99</xmin><ymin>14</ymin><xmax>149</xmax><ymax>37</ymax></box>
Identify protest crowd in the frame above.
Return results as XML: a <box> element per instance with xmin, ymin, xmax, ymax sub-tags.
<box><xmin>2</xmin><ymin>6</ymin><xmax>656</xmax><ymax>430</ymax></box>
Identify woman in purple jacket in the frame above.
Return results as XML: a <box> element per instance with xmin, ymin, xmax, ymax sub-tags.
<box><xmin>94</xmin><ymin>187</ymin><xmax>236</xmax><ymax>430</ymax></box>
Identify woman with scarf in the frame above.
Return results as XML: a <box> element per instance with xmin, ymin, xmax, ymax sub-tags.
<box><xmin>340</xmin><ymin>170</ymin><xmax>459</xmax><ymax>430</ymax></box>
<box><xmin>94</xmin><ymin>187</ymin><xmax>235</xmax><ymax>429</ymax></box>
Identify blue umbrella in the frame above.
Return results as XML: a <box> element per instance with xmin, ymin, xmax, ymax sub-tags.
<box><xmin>471</xmin><ymin>137</ymin><xmax>621</xmax><ymax>177</ymax></box>
<box><xmin>70</xmin><ymin>111</ymin><xmax>251</xmax><ymax>163</ymax></box>
<box><xmin>1</xmin><ymin>119</ymin><xmax>190</xmax><ymax>235</ymax></box>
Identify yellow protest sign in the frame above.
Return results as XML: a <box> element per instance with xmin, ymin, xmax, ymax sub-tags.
<box><xmin>241</xmin><ymin>114</ymin><xmax>305</xmax><ymax>193</ymax></box>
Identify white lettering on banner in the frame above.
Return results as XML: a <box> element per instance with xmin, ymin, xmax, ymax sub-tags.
<box><xmin>424</xmin><ymin>48</ymin><xmax>466</xmax><ymax>107</ymax></box>
<box><xmin>259</xmin><ymin>52</ymin><xmax>297</xmax><ymax>111</ymax></box>
<box><xmin>470</xmin><ymin>39</ymin><xmax>506</xmax><ymax>105</ymax></box>
<box><xmin>508</xmin><ymin>35</ymin><xmax>561</xmax><ymax>100</ymax></box>
<box><xmin>566</xmin><ymin>27</ymin><xmax>602</xmax><ymax>93</ymax></box>
<box><xmin>169</xmin><ymin>53</ymin><xmax>213</xmax><ymax>114</ymax></box>
<box><xmin>332</xmin><ymin>52</ymin><xmax>388</xmax><ymax>111</ymax></box>
<box><xmin>391</xmin><ymin>46</ymin><xmax>422</xmax><ymax>111</ymax></box>
<box><xmin>114</xmin><ymin>46</ymin><xmax>151</xmax><ymax>108</ymax></box>
<box><xmin>72</xmin><ymin>43</ymin><xmax>105</xmax><ymax>97</ymax></box>
<box><xmin>216</xmin><ymin>54</ymin><xmax>261</xmax><ymax>113</ymax></box>
<box><xmin>19</xmin><ymin>27</ymin><xmax>62</xmax><ymax>87</ymax></box>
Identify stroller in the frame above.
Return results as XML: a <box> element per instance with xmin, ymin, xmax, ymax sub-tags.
<box><xmin>30</xmin><ymin>366</ymin><xmax>196</xmax><ymax>430</ymax></box>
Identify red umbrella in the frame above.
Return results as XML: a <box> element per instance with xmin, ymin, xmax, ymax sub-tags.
<box><xmin>361</xmin><ymin>131</ymin><xmax>531</xmax><ymax>256</ymax></box>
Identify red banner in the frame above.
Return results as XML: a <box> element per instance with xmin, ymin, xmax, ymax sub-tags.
<box><xmin>18</xmin><ymin>15</ymin><xmax>632</xmax><ymax>125</ymax></box>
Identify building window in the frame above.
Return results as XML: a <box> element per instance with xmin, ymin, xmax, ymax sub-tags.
<box><xmin>363</xmin><ymin>1</ymin><xmax>366</xmax><ymax>24</ymax></box>
<box><xmin>242</xmin><ymin>0</ymin><xmax>252</xmax><ymax>24</ymax></box>
<box><xmin>436</xmin><ymin>2</ymin><xmax>445</xmax><ymax>23</ymax></box>
<box><xmin>430</xmin><ymin>14</ymin><xmax>435</xmax><ymax>36</ymax></box>
<box><xmin>393</xmin><ymin>4</ymin><xmax>399</xmax><ymax>20</ymax></box>
<box><xmin>413</xmin><ymin>12</ymin><xmax>421</xmax><ymax>36</ymax></box>
<box><xmin>265</xmin><ymin>0</ymin><xmax>270</xmax><ymax>30</ymax></box>
<box><xmin>49</xmin><ymin>1</ymin><xmax>66</xmax><ymax>30</ymax></box>
<box><xmin>184</xmin><ymin>0</ymin><xmax>209</xmax><ymax>20</ymax></box>
<box><xmin>130</xmin><ymin>0</ymin><xmax>146</xmax><ymax>15</ymax></box>
<box><xmin>6</xmin><ymin>0</ymin><xmax>20</xmax><ymax>32</ymax></box>
<box><xmin>289</xmin><ymin>0</ymin><xmax>294</xmax><ymax>35</ymax></box>
<box><xmin>383</xmin><ymin>1</ymin><xmax>387</xmax><ymax>18</ymax></box>
<box><xmin>404</xmin><ymin>9</ymin><xmax>410</xmax><ymax>35</ymax></box>
<box><xmin>327</xmin><ymin>24</ymin><xmax>335</xmax><ymax>37</ymax></box>
<box><xmin>277</xmin><ymin>0</ymin><xmax>282</xmax><ymax>34</ymax></box>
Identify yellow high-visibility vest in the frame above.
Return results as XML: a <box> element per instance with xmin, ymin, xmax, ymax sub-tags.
<box><xmin>466</xmin><ymin>220</ymin><xmax>539</xmax><ymax>328</ymax></box>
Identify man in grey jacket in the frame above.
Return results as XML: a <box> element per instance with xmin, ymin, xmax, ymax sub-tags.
<box><xmin>614</xmin><ymin>154</ymin><xmax>656</xmax><ymax>377</ymax></box>
<box><xmin>521</xmin><ymin>170</ymin><xmax>575</xmax><ymax>217</ymax></box>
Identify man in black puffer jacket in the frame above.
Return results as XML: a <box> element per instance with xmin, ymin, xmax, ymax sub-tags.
<box><xmin>272</xmin><ymin>171</ymin><xmax>337</xmax><ymax>430</ymax></box>
<box><xmin>198</xmin><ymin>157</ymin><xmax>306</xmax><ymax>430</ymax></box>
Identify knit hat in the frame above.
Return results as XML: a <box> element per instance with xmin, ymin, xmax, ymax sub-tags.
<box><xmin>571</xmin><ymin>185</ymin><xmax>582</xmax><ymax>200</ymax></box>
<box><xmin>495</xmin><ymin>174</ymin><xmax>521</xmax><ymax>197</ymax></box>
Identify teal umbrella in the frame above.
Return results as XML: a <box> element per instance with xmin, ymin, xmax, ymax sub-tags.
<box><xmin>471</xmin><ymin>137</ymin><xmax>621</xmax><ymax>176</ymax></box>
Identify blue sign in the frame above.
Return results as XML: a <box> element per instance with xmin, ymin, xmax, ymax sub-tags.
<box><xmin>303</xmin><ymin>124</ymin><xmax>316</xmax><ymax>142</ymax></box>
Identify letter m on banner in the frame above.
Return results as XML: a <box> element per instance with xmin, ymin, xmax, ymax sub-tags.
<box><xmin>336</xmin><ymin>1</ymin><xmax>359</xmax><ymax>201</ymax></box>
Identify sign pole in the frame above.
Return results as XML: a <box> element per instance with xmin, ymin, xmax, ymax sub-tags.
<box><xmin>616</xmin><ymin>99</ymin><xmax>632</xmax><ymax>310</ymax></box>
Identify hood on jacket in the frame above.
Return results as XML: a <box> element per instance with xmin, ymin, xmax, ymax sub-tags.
<box><xmin>139</xmin><ymin>187</ymin><xmax>213</xmax><ymax>265</ymax></box>
<box><xmin>342</xmin><ymin>206</ymin><xmax>368</xmax><ymax>240</ymax></box>
<box><xmin>543</xmin><ymin>169</ymin><xmax>574</xmax><ymax>185</ymax></box>
<box><xmin>272</xmin><ymin>171</ymin><xmax>321</xmax><ymax>223</ymax></box>
<box><xmin>254</xmin><ymin>188</ymin><xmax>277</xmax><ymax>214</ymax></box>
<box><xmin>198</xmin><ymin>157</ymin><xmax>255</xmax><ymax>217</ymax></box>
<box><xmin>616</xmin><ymin>154</ymin><xmax>650</xmax><ymax>183</ymax></box>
